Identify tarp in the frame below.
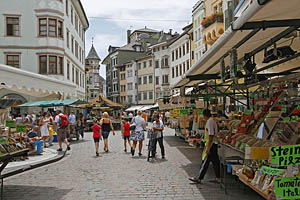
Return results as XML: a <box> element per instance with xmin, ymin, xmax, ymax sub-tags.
<box><xmin>126</xmin><ymin>105</ymin><xmax>144</xmax><ymax>112</ymax></box>
<box><xmin>90</xmin><ymin>96</ymin><xmax>124</xmax><ymax>108</ymax></box>
<box><xmin>17</xmin><ymin>99</ymin><xmax>87</xmax><ymax>107</ymax></box>
<box><xmin>140</xmin><ymin>105</ymin><xmax>154</xmax><ymax>111</ymax></box>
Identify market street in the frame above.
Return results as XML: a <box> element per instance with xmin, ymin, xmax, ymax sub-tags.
<box><xmin>3</xmin><ymin>127</ymin><xmax>262</xmax><ymax>200</ymax></box>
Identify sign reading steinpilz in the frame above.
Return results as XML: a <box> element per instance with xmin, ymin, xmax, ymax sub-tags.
<box><xmin>270</xmin><ymin>145</ymin><xmax>300</xmax><ymax>166</ymax></box>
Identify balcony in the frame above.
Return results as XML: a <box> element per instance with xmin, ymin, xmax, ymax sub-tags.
<box><xmin>202</xmin><ymin>13</ymin><xmax>224</xmax><ymax>46</ymax></box>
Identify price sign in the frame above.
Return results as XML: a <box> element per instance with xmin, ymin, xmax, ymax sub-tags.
<box><xmin>275</xmin><ymin>177</ymin><xmax>300</xmax><ymax>199</ymax></box>
<box><xmin>270</xmin><ymin>145</ymin><xmax>300</xmax><ymax>166</ymax></box>
<box><xmin>198</xmin><ymin>109</ymin><xmax>203</xmax><ymax>115</ymax></box>
<box><xmin>261</xmin><ymin>166</ymin><xmax>285</xmax><ymax>175</ymax></box>
<box><xmin>180</xmin><ymin>109</ymin><xmax>190</xmax><ymax>115</ymax></box>
<box><xmin>16</xmin><ymin>125</ymin><xmax>27</xmax><ymax>133</ymax></box>
<box><xmin>283</xmin><ymin>117</ymin><xmax>291</xmax><ymax>123</ymax></box>
<box><xmin>5</xmin><ymin>120</ymin><xmax>15</xmax><ymax>128</ymax></box>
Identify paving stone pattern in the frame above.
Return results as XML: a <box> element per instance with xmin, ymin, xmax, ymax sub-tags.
<box><xmin>3</xmin><ymin>127</ymin><xmax>263</xmax><ymax>200</ymax></box>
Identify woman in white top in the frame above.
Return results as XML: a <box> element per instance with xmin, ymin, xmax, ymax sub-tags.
<box><xmin>39</xmin><ymin>112</ymin><xmax>50</xmax><ymax>148</ymax></box>
<box><xmin>130</xmin><ymin>110</ymin><xmax>146</xmax><ymax>157</ymax></box>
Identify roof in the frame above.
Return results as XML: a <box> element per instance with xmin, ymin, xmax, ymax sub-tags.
<box><xmin>134</xmin><ymin>27</ymin><xmax>159</xmax><ymax>33</ymax></box>
<box><xmin>86</xmin><ymin>45</ymin><xmax>100</xmax><ymax>60</ymax></box>
<box><xmin>119</xmin><ymin>41</ymin><xmax>142</xmax><ymax>51</ymax></box>
<box><xmin>90</xmin><ymin>96</ymin><xmax>124</xmax><ymax>108</ymax></box>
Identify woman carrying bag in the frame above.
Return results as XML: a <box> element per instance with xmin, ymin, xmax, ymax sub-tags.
<box><xmin>130</xmin><ymin>110</ymin><xmax>146</xmax><ymax>157</ymax></box>
<box><xmin>152</xmin><ymin>114</ymin><xmax>165</xmax><ymax>159</ymax></box>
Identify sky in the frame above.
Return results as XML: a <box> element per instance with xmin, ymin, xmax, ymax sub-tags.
<box><xmin>81</xmin><ymin>0</ymin><xmax>198</xmax><ymax>78</ymax></box>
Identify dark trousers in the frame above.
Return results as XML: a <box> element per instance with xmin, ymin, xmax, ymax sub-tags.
<box><xmin>152</xmin><ymin>137</ymin><xmax>165</xmax><ymax>157</ymax></box>
<box><xmin>198</xmin><ymin>143</ymin><xmax>220</xmax><ymax>179</ymax></box>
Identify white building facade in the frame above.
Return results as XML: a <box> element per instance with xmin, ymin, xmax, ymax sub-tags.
<box><xmin>169</xmin><ymin>31</ymin><xmax>191</xmax><ymax>92</ymax></box>
<box><xmin>193</xmin><ymin>0</ymin><xmax>206</xmax><ymax>62</ymax></box>
<box><xmin>125</xmin><ymin>61</ymin><xmax>137</xmax><ymax>104</ymax></box>
<box><xmin>0</xmin><ymin>0</ymin><xmax>88</xmax><ymax>100</ymax></box>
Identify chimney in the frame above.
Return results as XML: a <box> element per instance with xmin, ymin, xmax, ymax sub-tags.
<box><xmin>127</xmin><ymin>30</ymin><xmax>131</xmax><ymax>44</ymax></box>
<box><xmin>169</xmin><ymin>29</ymin><xmax>172</xmax><ymax>35</ymax></box>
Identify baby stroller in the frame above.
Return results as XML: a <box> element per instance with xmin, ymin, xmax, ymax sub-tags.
<box><xmin>147</xmin><ymin>129</ymin><xmax>157</xmax><ymax>162</ymax></box>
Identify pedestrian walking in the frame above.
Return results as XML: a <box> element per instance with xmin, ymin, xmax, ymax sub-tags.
<box><xmin>54</xmin><ymin>110</ymin><xmax>71</xmax><ymax>151</ymax></box>
<box><xmin>152</xmin><ymin>114</ymin><xmax>165</xmax><ymax>159</ymax></box>
<box><xmin>130</xmin><ymin>110</ymin><xmax>146</xmax><ymax>157</ymax></box>
<box><xmin>100</xmin><ymin>112</ymin><xmax>115</xmax><ymax>152</ymax></box>
<box><xmin>128</xmin><ymin>112</ymin><xmax>133</xmax><ymax>123</ymax></box>
<box><xmin>122</xmin><ymin>118</ymin><xmax>131</xmax><ymax>152</ymax></box>
<box><xmin>39</xmin><ymin>112</ymin><xmax>50</xmax><ymax>148</ymax></box>
<box><xmin>91</xmin><ymin>119</ymin><xmax>101</xmax><ymax>157</ymax></box>
<box><xmin>189</xmin><ymin>109</ymin><xmax>220</xmax><ymax>184</ymax></box>
<box><xmin>77</xmin><ymin>113</ymin><xmax>85</xmax><ymax>139</ymax></box>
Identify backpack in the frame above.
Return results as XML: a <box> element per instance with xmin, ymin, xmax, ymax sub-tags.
<box><xmin>59</xmin><ymin>114</ymin><xmax>69</xmax><ymax>128</ymax></box>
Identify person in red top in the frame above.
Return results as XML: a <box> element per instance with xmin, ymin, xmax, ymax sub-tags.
<box><xmin>122</xmin><ymin>118</ymin><xmax>131</xmax><ymax>152</ymax></box>
<box><xmin>91</xmin><ymin>120</ymin><xmax>102</xmax><ymax>157</ymax></box>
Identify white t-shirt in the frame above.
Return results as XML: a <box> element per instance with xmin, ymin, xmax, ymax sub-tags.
<box><xmin>128</xmin><ymin>113</ymin><xmax>133</xmax><ymax>118</ymax></box>
<box><xmin>152</xmin><ymin>120</ymin><xmax>164</xmax><ymax>129</ymax></box>
<box><xmin>134</xmin><ymin>115</ymin><xmax>146</xmax><ymax>132</ymax></box>
<box><xmin>206</xmin><ymin>118</ymin><xmax>218</xmax><ymax>136</ymax></box>
<box><xmin>165</xmin><ymin>112</ymin><xmax>170</xmax><ymax>118</ymax></box>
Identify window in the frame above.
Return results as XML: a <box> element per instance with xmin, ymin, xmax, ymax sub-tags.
<box><xmin>214</xmin><ymin>6</ymin><xmax>218</xmax><ymax>14</ymax></box>
<box><xmin>149</xmin><ymin>92</ymin><xmax>153</xmax><ymax>100</ymax></box>
<box><xmin>138</xmin><ymin>77</ymin><xmax>142</xmax><ymax>85</ymax></box>
<box><xmin>121</xmin><ymin>73</ymin><xmax>125</xmax><ymax>80</ymax></box>
<box><xmin>67</xmin><ymin>30</ymin><xmax>70</xmax><ymax>48</ymax></box>
<box><xmin>138</xmin><ymin>63</ymin><xmax>141</xmax><ymax>70</ymax></box>
<box><xmin>183</xmin><ymin>62</ymin><xmax>186</xmax><ymax>73</ymax></box>
<box><xmin>39</xmin><ymin>18</ymin><xmax>63</xmax><ymax>38</ymax></box>
<box><xmin>138</xmin><ymin>93</ymin><xmax>142</xmax><ymax>101</ymax></box>
<box><xmin>79</xmin><ymin>46</ymin><xmax>81</xmax><ymax>62</ymax></box>
<box><xmin>176</xmin><ymin>65</ymin><xmax>178</xmax><ymax>77</ymax></box>
<box><xmin>162</xmin><ymin>75</ymin><xmax>169</xmax><ymax>84</ymax></box>
<box><xmin>179</xmin><ymin>47</ymin><xmax>182</xmax><ymax>58</ymax></box>
<box><xmin>120</xmin><ymin>85</ymin><xmax>125</xmax><ymax>92</ymax></box>
<box><xmin>76</xmin><ymin>70</ymin><xmax>79</xmax><ymax>85</ymax></box>
<box><xmin>172</xmin><ymin>67</ymin><xmax>175</xmax><ymax>78</ymax></box>
<box><xmin>72</xmin><ymin>65</ymin><xmax>75</xmax><ymax>82</ymax></box>
<box><xmin>161</xmin><ymin>57</ymin><xmax>169</xmax><ymax>68</ymax></box>
<box><xmin>192</xmin><ymin>51</ymin><xmax>194</xmax><ymax>60</ymax></box>
<box><xmin>75</xmin><ymin>41</ymin><xmax>78</xmax><ymax>58</ymax></box>
<box><xmin>176</xmin><ymin>49</ymin><xmax>178</xmax><ymax>60</ymax></box>
<box><xmin>39</xmin><ymin>55</ymin><xmax>63</xmax><ymax>75</ymax></box>
<box><xmin>149</xmin><ymin>75</ymin><xmax>153</xmax><ymax>84</ymax></box>
<box><xmin>195</xmin><ymin>30</ymin><xmax>198</xmax><ymax>41</ymax></box>
<box><xmin>80</xmin><ymin>72</ymin><xmax>82</xmax><ymax>87</ymax></box>
<box><xmin>155</xmin><ymin>60</ymin><xmax>159</xmax><ymax>68</ymax></box>
<box><xmin>6</xmin><ymin>55</ymin><xmax>20</xmax><ymax>68</ymax></box>
<box><xmin>113</xmin><ymin>71</ymin><xmax>117</xmax><ymax>79</ymax></box>
<box><xmin>58</xmin><ymin>21</ymin><xmax>63</xmax><ymax>38</ymax></box>
<box><xmin>143</xmin><ymin>92</ymin><xmax>147</xmax><ymax>100</ymax></box>
<box><xmin>186</xmin><ymin>42</ymin><xmax>189</xmax><ymax>53</ymax></box>
<box><xmin>67</xmin><ymin>61</ymin><xmax>70</xmax><ymax>79</ymax></box>
<box><xmin>187</xmin><ymin>60</ymin><xmax>190</xmax><ymax>71</ymax></box>
<box><xmin>155</xmin><ymin>76</ymin><xmax>159</xmax><ymax>85</ymax></box>
<box><xmin>172</xmin><ymin>51</ymin><xmax>174</xmax><ymax>61</ymax></box>
<box><xmin>183</xmin><ymin>44</ymin><xmax>185</xmax><ymax>56</ymax></box>
<box><xmin>48</xmin><ymin>18</ymin><xmax>57</xmax><ymax>37</ymax></box>
<box><xmin>219</xmin><ymin>3</ymin><xmax>223</xmax><ymax>13</ymax></box>
<box><xmin>71</xmin><ymin>6</ymin><xmax>73</xmax><ymax>24</ymax></box>
<box><xmin>49</xmin><ymin>56</ymin><xmax>57</xmax><ymax>74</ymax></box>
<box><xmin>39</xmin><ymin>56</ymin><xmax>47</xmax><ymax>74</ymax></box>
<box><xmin>143</xmin><ymin>76</ymin><xmax>147</xmax><ymax>84</ymax></box>
<box><xmin>6</xmin><ymin>17</ymin><xmax>20</xmax><ymax>36</ymax></box>
<box><xmin>75</xmin><ymin>14</ymin><xmax>78</xmax><ymax>32</ymax></box>
<box><xmin>66</xmin><ymin>0</ymin><xmax>68</xmax><ymax>16</ymax></box>
<box><xmin>179</xmin><ymin>64</ymin><xmax>182</xmax><ymax>75</ymax></box>
<box><xmin>127</xmin><ymin>83</ymin><xmax>133</xmax><ymax>90</ymax></box>
<box><xmin>39</xmin><ymin>18</ymin><xmax>47</xmax><ymax>36</ymax></box>
<box><xmin>127</xmin><ymin>70</ymin><xmax>133</xmax><ymax>78</ymax></box>
<box><xmin>142</xmin><ymin>61</ymin><xmax>146</xmax><ymax>68</ymax></box>
<box><xmin>71</xmin><ymin>35</ymin><xmax>74</xmax><ymax>53</ymax></box>
<box><xmin>149</xmin><ymin>60</ymin><xmax>152</xmax><ymax>67</ymax></box>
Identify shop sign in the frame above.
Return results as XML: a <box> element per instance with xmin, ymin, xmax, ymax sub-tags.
<box><xmin>16</xmin><ymin>125</ymin><xmax>27</xmax><ymax>133</ymax></box>
<box><xmin>245</xmin><ymin>147</ymin><xmax>269</xmax><ymax>160</ymax></box>
<box><xmin>5</xmin><ymin>120</ymin><xmax>15</xmax><ymax>128</ymax></box>
<box><xmin>261</xmin><ymin>166</ymin><xmax>285</xmax><ymax>175</ymax></box>
<box><xmin>270</xmin><ymin>145</ymin><xmax>300</xmax><ymax>166</ymax></box>
<box><xmin>274</xmin><ymin>176</ymin><xmax>300</xmax><ymax>199</ymax></box>
<box><xmin>180</xmin><ymin>109</ymin><xmax>190</xmax><ymax>115</ymax></box>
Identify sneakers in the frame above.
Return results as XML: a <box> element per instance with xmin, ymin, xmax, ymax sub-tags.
<box><xmin>57</xmin><ymin>148</ymin><xmax>62</xmax><ymax>152</ymax></box>
<box><xmin>162</xmin><ymin>156</ymin><xmax>166</xmax><ymax>159</ymax></box>
<box><xmin>67</xmin><ymin>145</ymin><xmax>71</xmax><ymax>150</ymax></box>
<box><xmin>138</xmin><ymin>153</ymin><xmax>142</xmax><ymax>157</ymax></box>
<box><xmin>131</xmin><ymin>148</ymin><xmax>135</xmax><ymax>156</ymax></box>
<box><xmin>96</xmin><ymin>152</ymin><xmax>99</xmax><ymax>157</ymax></box>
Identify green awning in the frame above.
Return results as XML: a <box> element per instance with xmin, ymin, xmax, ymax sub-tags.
<box><xmin>17</xmin><ymin>99</ymin><xmax>87</xmax><ymax>107</ymax></box>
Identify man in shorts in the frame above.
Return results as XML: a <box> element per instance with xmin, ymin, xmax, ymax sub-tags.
<box><xmin>54</xmin><ymin>110</ymin><xmax>71</xmax><ymax>151</ymax></box>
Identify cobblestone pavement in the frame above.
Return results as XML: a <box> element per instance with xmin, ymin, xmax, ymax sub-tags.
<box><xmin>3</xmin><ymin>127</ymin><xmax>262</xmax><ymax>200</ymax></box>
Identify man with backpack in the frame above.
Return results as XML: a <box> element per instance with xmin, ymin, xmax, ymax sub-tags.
<box><xmin>54</xmin><ymin>110</ymin><xmax>71</xmax><ymax>151</ymax></box>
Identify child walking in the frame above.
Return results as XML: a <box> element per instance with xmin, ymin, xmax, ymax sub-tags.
<box><xmin>91</xmin><ymin>120</ymin><xmax>101</xmax><ymax>157</ymax></box>
<box><xmin>122</xmin><ymin>118</ymin><xmax>131</xmax><ymax>152</ymax></box>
